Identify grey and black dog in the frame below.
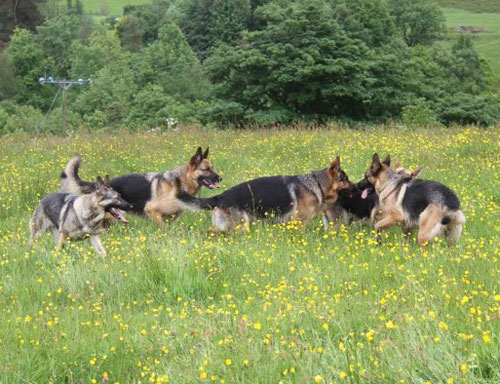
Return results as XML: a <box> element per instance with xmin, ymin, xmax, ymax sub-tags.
<box><xmin>30</xmin><ymin>176</ymin><xmax>132</xmax><ymax>255</ymax></box>
<box><xmin>175</xmin><ymin>156</ymin><xmax>355</xmax><ymax>233</ymax></box>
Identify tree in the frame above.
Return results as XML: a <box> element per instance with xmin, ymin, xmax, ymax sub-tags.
<box><xmin>388</xmin><ymin>0</ymin><xmax>445</xmax><ymax>46</ymax></box>
<box><xmin>0</xmin><ymin>0</ymin><xmax>44</xmax><ymax>41</ymax></box>
<box><xmin>36</xmin><ymin>15</ymin><xmax>81</xmax><ymax>77</ymax></box>
<box><xmin>120</xmin><ymin>0</ymin><xmax>171</xmax><ymax>47</ymax></box>
<box><xmin>72</xmin><ymin>34</ymin><xmax>133</xmax><ymax>125</ymax></box>
<box><xmin>329</xmin><ymin>0</ymin><xmax>396</xmax><ymax>48</ymax></box>
<box><xmin>116</xmin><ymin>15</ymin><xmax>144</xmax><ymax>52</ymax></box>
<box><xmin>134</xmin><ymin>22</ymin><xmax>210</xmax><ymax>102</ymax></box>
<box><xmin>181</xmin><ymin>0</ymin><xmax>251</xmax><ymax>58</ymax></box>
<box><xmin>206</xmin><ymin>0</ymin><xmax>369</xmax><ymax>124</ymax></box>
<box><xmin>6</xmin><ymin>28</ymin><xmax>54</xmax><ymax>109</ymax></box>
<box><xmin>0</xmin><ymin>52</ymin><xmax>17</xmax><ymax>100</ymax></box>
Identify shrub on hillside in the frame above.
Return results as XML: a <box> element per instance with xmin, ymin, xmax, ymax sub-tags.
<box><xmin>402</xmin><ymin>98</ymin><xmax>440</xmax><ymax>127</ymax></box>
<box><xmin>0</xmin><ymin>101</ymin><xmax>44</xmax><ymax>134</ymax></box>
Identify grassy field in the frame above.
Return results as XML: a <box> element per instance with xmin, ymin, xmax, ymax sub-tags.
<box><xmin>441</xmin><ymin>7</ymin><xmax>500</xmax><ymax>85</ymax></box>
<box><xmin>1</xmin><ymin>126</ymin><xmax>500</xmax><ymax>383</ymax></box>
<box><xmin>81</xmin><ymin>0</ymin><xmax>149</xmax><ymax>16</ymax></box>
<box><xmin>437</xmin><ymin>0</ymin><xmax>500</xmax><ymax>13</ymax></box>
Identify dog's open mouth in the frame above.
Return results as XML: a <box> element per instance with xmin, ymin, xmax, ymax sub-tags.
<box><xmin>109</xmin><ymin>207</ymin><xmax>129</xmax><ymax>224</ymax></box>
<box><xmin>361</xmin><ymin>189</ymin><xmax>369</xmax><ymax>199</ymax></box>
<box><xmin>203</xmin><ymin>180</ymin><xmax>221</xmax><ymax>189</ymax></box>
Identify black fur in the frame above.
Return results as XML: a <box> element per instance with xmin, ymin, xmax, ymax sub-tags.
<box><xmin>402</xmin><ymin>180</ymin><xmax>461</xmax><ymax>222</ymax></box>
<box><xmin>335</xmin><ymin>180</ymin><xmax>378</xmax><ymax>219</ymax></box>
<box><xmin>62</xmin><ymin>171</ymin><xmax>152</xmax><ymax>213</ymax></box>
<box><xmin>178</xmin><ymin>176</ymin><xmax>302</xmax><ymax>217</ymax></box>
<box><xmin>108</xmin><ymin>174</ymin><xmax>152</xmax><ymax>213</ymax></box>
<box><xmin>40</xmin><ymin>193</ymin><xmax>74</xmax><ymax>227</ymax></box>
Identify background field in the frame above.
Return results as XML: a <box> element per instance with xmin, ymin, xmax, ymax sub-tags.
<box><xmin>441</xmin><ymin>8</ymin><xmax>500</xmax><ymax>86</ymax></box>
<box><xmin>81</xmin><ymin>0</ymin><xmax>148</xmax><ymax>16</ymax></box>
<box><xmin>437</xmin><ymin>0</ymin><xmax>500</xmax><ymax>13</ymax></box>
<box><xmin>1</xmin><ymin>126</ymin><xmax>499</xmax><ymax>383</ymax></box>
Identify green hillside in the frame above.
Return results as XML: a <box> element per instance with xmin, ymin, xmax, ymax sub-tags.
<box><xmin>437</xmin><ymin>0</ymin><xmax>500</xmax><ymax>13</ymax></box>
<box><xmin>81</xmin><ymin>0</ymin><xmax>150</xmax><ymax>16</ymax></box>
<box><xmin>441</xmin><ymin>7</ymin><xmax>500</xmax><ymax>86</ymax></box>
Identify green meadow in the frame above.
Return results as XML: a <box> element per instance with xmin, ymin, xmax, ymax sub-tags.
<box><xmin>79</xmin><ymin>0</ymin><xmax>148</xmax><ymax>16</ymax></box>
<box><xmin>441</xmin><ymin>7</ymin><xmax>500</xmax><ymax>84</ymax></box>
<box><xmin>1</xmin><ymin>126</ymin><xmax>499</xmax><ymax>383</ymax></box>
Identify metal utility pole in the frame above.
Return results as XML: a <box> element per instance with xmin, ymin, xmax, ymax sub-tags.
<box><xmin>39</xmin><ymin>77</ymin><xmax>92</xmax><ymax>135</ymax></box>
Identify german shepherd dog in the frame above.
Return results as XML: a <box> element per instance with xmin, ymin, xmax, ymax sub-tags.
<box><xmin>60</xmin><ymin>147</ymin><xmax>222</xmax><ymax>226</ymax></box>
<box><xmin>175</xmin><ymin>156</ymin><xmax>355</xmax><ymax>233</ymax></box>
<box><xmin>323</xmin><ymin>158</ymin><xmax>423</xmax><ymax>228</ymax></box>
<box><xmin>30</xmin><ymin>176</ymin><xmax>132</xmax><ymax>256</ymax></box>
<box><xmin>359</xmin><ymin>153</ymin><xmax>465</xmax><ymax>246</ymax></box>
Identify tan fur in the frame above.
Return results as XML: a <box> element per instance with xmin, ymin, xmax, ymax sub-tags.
<box><xmin>144</xmin><ymin>179</ymin><xmax>182</xmax><ymax>226</ymax></box>
<box><xmin>367</xmin><ymin>154</ymin><xmax>464</xmax><ymax>246</ymax></box>
<box><xmin>417</xmin><ymin>204</ymin><xmax>445</xmax><ymax>246</ymax></box>
<box><xmin>143</xmin><ymin>148</ymin><xmax>220</xmax><ymax>226</ymax></box>
<box><xmin>293</xmin><ymin>186</ymin><xmax>323</xmax><ymax>223</ymax></box>
<box><xmin>203</xmin><ymin>156</ymin><xmax>353</xmax><ymax>233</ymax></box>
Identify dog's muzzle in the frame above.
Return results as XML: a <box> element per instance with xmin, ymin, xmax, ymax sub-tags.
<box><xmin>107</xmin><ymin>201</ymin><xmax>132</xmax><ymax>224</ymax></box>
<box><xmin>200</xmin><ymin>175</ymin><xmax>222</xmax><ymax>189</ymax></box>
<box><xmin>355</xmin><ymin>178</ymin><xmax>374</xmax><ymax>200</ymax></box>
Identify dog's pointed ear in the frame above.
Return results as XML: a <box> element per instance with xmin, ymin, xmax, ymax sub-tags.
<box><xmin>190</xmin><ymin>147</ymin><xmax>203</xmax><ymax>167</ymax></box>
<box><xmin>95</xmin><ymin>176</ymin><xmax>105</xmax><ymax>195</ymax></box>
<box><xmin>371</xmin><ymin>153</ymin><xmax>382</xmax><ymax>174</ymax></box>
<box><xmin>382</xmin><ymin>155</ymin><xmax>391</xmax><ymax>167</ymax></box>
<box><xmin>103</xmin><ymin>175</ymin><xmax>111</xmax><ymax>188</ymax></box>
<box><xmin>411</xmin><ymin>165</ymin><xmax>424</xmax><ymax>178</ymax></box>
<box><xmin>203</xmin><ymin>147</ymin><xmax>209</xmax><ymax>159</ymax></box>
<box><xmin>328</xmin><ymin>156</ymin><xmax>340</xmax><ymax>178</ymax></box>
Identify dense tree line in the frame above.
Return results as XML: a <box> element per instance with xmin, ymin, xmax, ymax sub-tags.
<box><xmin>0</xmin><ymin>0</ymin><xmax>498</xmax><ymax>133</ymax></box>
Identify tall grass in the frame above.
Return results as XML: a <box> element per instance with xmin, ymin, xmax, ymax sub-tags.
<box><xmin>1</xmin><ymin>125</ymin><xmax>499</xmax><ymax>383</ymax></box>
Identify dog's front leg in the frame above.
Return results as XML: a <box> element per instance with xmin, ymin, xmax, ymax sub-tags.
<box><xmin>145</xmin><ymin>208</ymin><xmax>165</xmax><ymax>227</ymax></box>
<box><xmin>373</xmin><ymin>215</ymin><xmax>400</xmax><ymax>243</ymax></box>
<box><xmin>56</xmin><ymin>232</ymin><xmax>67</xmax><ymax>249</ymax></box>
<box><xmin>374</xmin><ymin>216</ymin><xmax>398</xmax><ymax>231</ymax></box>
<box><xmin>89</xmin><ymin>235</ymin><xmax>107</xmax><ymax>256</ymax></box>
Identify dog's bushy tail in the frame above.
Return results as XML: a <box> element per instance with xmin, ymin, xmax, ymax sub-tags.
<box><xmin>174</xmin><ymin>177</ymin><xmax>219</xmax><ymax>211</ymax></box>
<box><xmin>443</xmin><ymin>209</ymin><xmax>465</xmax><ymax>245</ymax></box>
<box><xmin>60</xmin><ymin>155</ymin><xmax>95</xmax><ymax>194</ymax></box>
<box><xmin>441</xmin><ymin>210</ymin><xmax>466</xmax><ymax>225</ymax></box>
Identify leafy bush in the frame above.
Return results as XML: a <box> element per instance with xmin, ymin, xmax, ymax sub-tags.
<box><xmin>0</xmin><ymin>101</ymin><xmax>44</xmax><ymax>134</ymax></box>
<box><xmin>401</xmin><ymin>98</ymin><xmax>440</xmax><ymax>127</ymax></box>
<box><xmin>435</xmin><ymin>93</ymin><xmax>500</xmax><ymax>126</ymax></box>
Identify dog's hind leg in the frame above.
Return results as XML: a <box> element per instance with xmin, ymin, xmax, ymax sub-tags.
<box><xmin>145</xmin><ymin>208</ymin><xmax>165</xmax><ymax>227</ymax></box>
<box><xmin>29</xmin><ymin>206</ymin><xmax>51</xmax><ymax>247</ymax></box>
<box><xmin>417</xmin><ymin>205</ymin><xmax>444</xmax><ymax>246</ymax></box>
<box><xmin>208</xmin><ymin>208</ymin><xmax>233</xmax><ymax>233</ymax></box>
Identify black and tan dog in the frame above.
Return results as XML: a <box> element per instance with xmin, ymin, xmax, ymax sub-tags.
<box><xmin>175</xmin><ymin>156</ymin><xmax>355</xmax><ymax>232</ymax></box>
<box><xmin>60</xmin><ymin>147</ymin><xmax>222</xmax><ymax>226</ymax></box>
<box><xmin>30</xmin><ymin>176</ymin><xmax>132</xmax><ymax>256</ymax></box>
<box><xmin>359</xmin><ymin>153</ymin><xmax>465</xmax><ymax>246</ymax></box>
<box><xmin>323</xmin><ymin>158</ymin><xmax>423</xmax><ymax>228</ymax></box>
